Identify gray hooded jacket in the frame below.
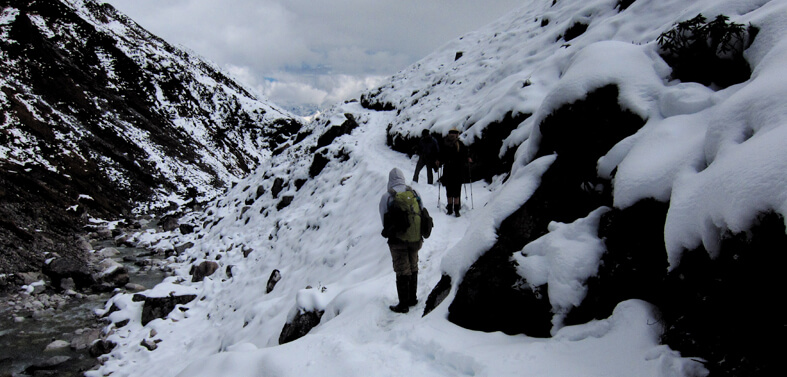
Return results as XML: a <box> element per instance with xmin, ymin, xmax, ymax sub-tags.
<box><xmin>379</xmin><ymin>168</ymin><xmax>409</xmax><ymax>226</ymax></box>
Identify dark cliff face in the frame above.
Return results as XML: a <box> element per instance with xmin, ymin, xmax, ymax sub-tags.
<box><xmin>0</xmin><ymin>0</ymin><xmax>302</xmax><ymax>275</ymax></box>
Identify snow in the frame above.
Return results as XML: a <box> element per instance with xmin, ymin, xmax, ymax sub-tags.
<box><xmin>440</xmin><ymin>153</ymin><xmax>555</xmax><ymax>281</ymax></box>
<box><xmin>514</xmin><ymin>207</ymin><xmax>610</xmax><ymax>333</ymax></box>
<box><xmin>89</xmin><ymin>0</ymin><xmax>787</xmax><ymax>376</ymax></box>
<box><xmin>90</xmin><ymin>100</ymin><xmax>697</xmax><ymax>377</ymax></box>
<box><xmin>0</xmin><ymin>7</ymin><xmax>19</xmax><ymax>26</ymax></box>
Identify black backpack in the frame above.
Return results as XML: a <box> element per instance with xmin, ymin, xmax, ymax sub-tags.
<box><xmin>420</xmin><ymin>207</ymin><xmax>433</xmax><ymax>239</ymax></box>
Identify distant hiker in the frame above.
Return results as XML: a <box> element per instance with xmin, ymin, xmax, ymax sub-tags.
<box><xmin>412</xmin><ymin>129</ymin><xmax>440</xmax><ymax>184</ymax></box>
<box><xmin>379</xmin><ymin>168</ymin><xmax>424</xmax><ymax>313</ymax></box>
<box><xmin>436</xmin><ymin>128</ymin><xmax>471</xmax><ymax>217</ymax></box>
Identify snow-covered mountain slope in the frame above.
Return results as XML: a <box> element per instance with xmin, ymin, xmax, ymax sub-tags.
<box><xmin>0</xmin><ymin>0</ymin><xmax>301</xmax><ymax>275</ymax></box>
<box><xmin>96</xmin><ymin>101</ymin><xmax>692</xmax><ymax>377</ymax></box>
<box><xmin>92</xmin><ymin>0</ymin><xmax>786</xmax><ymax>376</ymax></box>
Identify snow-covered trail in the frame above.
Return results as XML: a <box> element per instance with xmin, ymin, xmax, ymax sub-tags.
<box><xmin>346</xmin><ymin>106</ymin><xmax>492</xmax><ymax>306</ymax></box>
<box><xmin>164</xmin><ymin>105</ymin><xmax>687</xmax><ymax>377</ymax></box>
<box><xmin>92</xmin><ymin>104</ymin><xmax>496</xmax><ymax>377</ymax></box>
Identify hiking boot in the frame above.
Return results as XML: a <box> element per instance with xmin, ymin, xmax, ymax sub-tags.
<box><xmin>389</xmin><ymin>276</ymin><xmax>410</xmax><ymax>313</ymax></box>
<box><xmin>389</xmin><ymin>302</ymin><xmax>409</xmax><ymax>313</ymax></box>
<box><xmin>408</xmin><ymin>274</ymin><xmax>418</xmax><ymax>307</ymax></box>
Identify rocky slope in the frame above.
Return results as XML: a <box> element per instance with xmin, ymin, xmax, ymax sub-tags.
<box><xmin>0</xmin><ymin>0</ymin><xmax>302</xmax><ymax>280</ymax></box>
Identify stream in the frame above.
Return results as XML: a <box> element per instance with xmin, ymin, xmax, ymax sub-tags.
<box><xmin>0</xmin><ymin>240</ymin><xmax>169</xmax><ymax>377</ymax></box>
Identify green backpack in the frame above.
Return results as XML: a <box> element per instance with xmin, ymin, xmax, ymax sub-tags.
<box><xmin>383</xmin><ymin>187</ymin><xmax>422</xmax><ymax>242</ymax></box>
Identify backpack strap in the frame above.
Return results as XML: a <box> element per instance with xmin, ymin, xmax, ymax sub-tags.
<box><xmin>387</xmin><ymin>188</ymin><xmax>396</xmax><ymax>209</ymax></box>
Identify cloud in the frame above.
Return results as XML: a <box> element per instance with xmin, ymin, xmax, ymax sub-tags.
<box><xmin>228</xmin><ymin>65</ymin><xmax>385</xmax><ymax>108</ymax></box>
<box><xmin>103</xmin><ymin>0</ymin><xmax>523</xmax><ymax>109</ymax></box>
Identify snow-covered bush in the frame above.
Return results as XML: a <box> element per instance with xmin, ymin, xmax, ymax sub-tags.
<box><xmin>657</xmin><ymin>14</ymin><xmax>753</xmax><ymax>88</ymax></box>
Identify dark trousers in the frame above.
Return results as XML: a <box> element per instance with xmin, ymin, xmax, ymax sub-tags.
<box><xmin>413</xmin><ymin>158</ymin><xmax>434</xmax><ymax>184</ymax></box>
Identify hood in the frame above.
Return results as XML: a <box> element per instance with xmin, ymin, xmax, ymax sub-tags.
<box><xmin>387</xmin><ymin>168</ymin><xmax>407</xmax><ymax>192</ymax></box>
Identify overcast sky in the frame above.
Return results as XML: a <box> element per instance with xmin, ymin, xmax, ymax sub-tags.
<box><xmin>102</xmin><ymin>0</ymin><xmax>524</xmax><ymax>113</ymax></box>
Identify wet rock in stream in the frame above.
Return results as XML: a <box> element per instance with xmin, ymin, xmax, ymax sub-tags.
<box><xmin>0</xmin><ymin>224</ymin><xmax>174</xmax><ymax>377</ymax></box>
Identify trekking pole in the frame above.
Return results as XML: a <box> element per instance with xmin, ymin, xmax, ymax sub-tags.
<box><xmin>468</xmin><ymin>164</ymin><xmax>474</xmax><ymax>209</ymax></box>
<box><xmin>437</xmin><ymin>165</ymin><xmax>442</xmax><ymax>209</ymax></box>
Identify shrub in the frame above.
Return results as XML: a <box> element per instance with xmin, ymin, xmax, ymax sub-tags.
<box><xmin>616</xmin><ymin>0</ymin><xmax>636</xmax><ymax>11</ymax></box>
<box><xmin>657</xmin><ymin>14</ymin><xmax>753</xmax><ymax>88</ymax></box>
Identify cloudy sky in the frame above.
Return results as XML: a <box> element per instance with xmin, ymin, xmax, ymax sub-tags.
<box><xmin>102</xmin><ymin>0</ymin><xmax>524</xmax><ymax>114</ymax></box>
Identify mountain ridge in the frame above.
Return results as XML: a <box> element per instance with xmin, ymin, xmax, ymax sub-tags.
<box><xmin>0</xmin><ymin>0</ymin><xmax>302</xmax><ymax>277</ymax></box>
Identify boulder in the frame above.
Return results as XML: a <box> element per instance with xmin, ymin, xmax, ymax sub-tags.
<box><xmin>89</xmin><ymin>339</ymin><xmax>116</xmax><ymax>357</ymax></box>
<box><xmin>159</xmin><ymin>215</ymin><xmax>180</xmax><ymax>232</ymax></box>
<box><xmin>70</xmin><ymin>328</ymin><xmax>101</xmax><ymax>351</ymax></box>
<box><xmin>98</xmin><ymin>247</ymin><xmax>120</xmax><ymax>257</ymax></box>
<box><xmin>271</xmin><ymin>177</ymin><xmax>285</xmax><ymax>199</ymax></box>
<box><xmin>17</xmin><ymin>271</ymin><xmax>44</xmax><ymax>285</ymax></box>
<box><xmin>266</xmin><ymin>269</ymin><xmax>281</xmax><ymax>293</ymax></box>
<box><xmin>279</xmin><ymin>309</ymin><xmax>324</xmax><ymax>345</ymax></box>
<box><xmin>43</xmin><ymin>257</ymin><xmax>95</xmax><ymax>290</ymax></box>
<box><xmin>447</xmin><ymin>85</ymin><xmax>645</xmax><ymax>337</ymax></box>
<box><xmin>422</xmin><ymin>274</ymin><xmax>451</xmax><ymax>317</ymax></box>
<box><xmin>125</xmin><ymin>283</ymin><xmax>146</xmax><ymax>292</ymax></box>
<box><xmin>242</xmin><ymin>247</ymin><xmax>253</xmax><ymax>258</ymax></box>
<box><xmin>564</xmin><ymin>199</ymin><xmax>669</xmax><ymax>326</ymax></box>
<box><xmin>309</xmin><ymin>152</ymin><xmax>330</xmax><ymax>178</ymax></box>
<box><xmin>175</xmin><ymin>242</ymin><xmax>195</xmax><ymax>254</ymax></box>
<box><xmin>44</xmin><ymin>340</ymin><xmax>70</xmax><ymax>352</ymax></box>
<box><xmin>115</xmin><ymin>319</ymin><xmax>130</xmax><ymax>328</ymax></box>
<box><xmin>114</xmin><ymin>234</ymin><xmax>135</xmax><ymax>247</ymax></box>
<box><xmin>28</xmin><ymin>281</ymin><xmax>46</xmax><ymax>295</ymax></box>
<box><xmin>24</xmin><ymin>356</ymin><xmax>71</xmax><ymax>374</ymax></box>
<box><xmin>190</xmin><ymin>261</ymin><xmax>219</xmax><ymax>282</ymax></box>
<box><xmin>96</xmin><ymin>227</ymin><xmax>113</xmax><ymax>240</ymax></box>
<box><xmin>179</xmin><ymin>223</ymin><xmax>195</xmax><ymax>234</ymax></box>
<box><xmin>140</xmin><ymin>338</ymin><xmax>158</xmax><ymax>351</ymax></box>
<box><xmin>315</xmin><ymin>113</ymin><xmax>359</xmax><ymax>149</ymax></box>
<box><xmin>76</xmin><ymin>237</ymin><xmax>93</xmax><ymax>252</ymax></box>
<box><xmin>661</xmin><ymin>212</ymin><xmax>787</xmax><ymax>377</ymax></box>
<box><xmin>133</xmin><ymin>293</ymin><xmax>197</xmax><ymax>325</ymax></box>
<box><xmin>59</xmin><ymin>277</ymin><xmax>76</xmax><ymax>291</ymax></box>
<box><xmin>276</xmin><ymin>195</ymin><xmax>294</xmax><ymax>210</ymax></box>
<box><xmin>97</xmin><ymin>259</ymin><xmax>130</xmax><ymax>288</ymax></box>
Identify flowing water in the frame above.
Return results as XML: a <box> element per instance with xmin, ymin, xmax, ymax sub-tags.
<box><xmin>0</xmin><ymin>242</ymin><xmax>169</xmax><ymax>376</ymax></box>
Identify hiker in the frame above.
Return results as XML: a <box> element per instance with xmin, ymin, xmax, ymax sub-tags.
<box><xmin>436</xmin><ymin>128</ymin><xmax>471</xmax><ymax>217</ymax></box>
<box><xmin>412</xmin><ymin>129</ymin><xmax>440</xmax><ymax>184</ymax></box>
<box><xmin>379</xmin><ymin>168</ymin><xmax>423</xmax><ymax>313</ymax></box>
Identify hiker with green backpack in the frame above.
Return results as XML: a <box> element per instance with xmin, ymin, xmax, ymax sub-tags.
<box><xmin>379</xmin><ymin>168</ymin><xmax>433</xmax><ymax>313</ymax></box>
